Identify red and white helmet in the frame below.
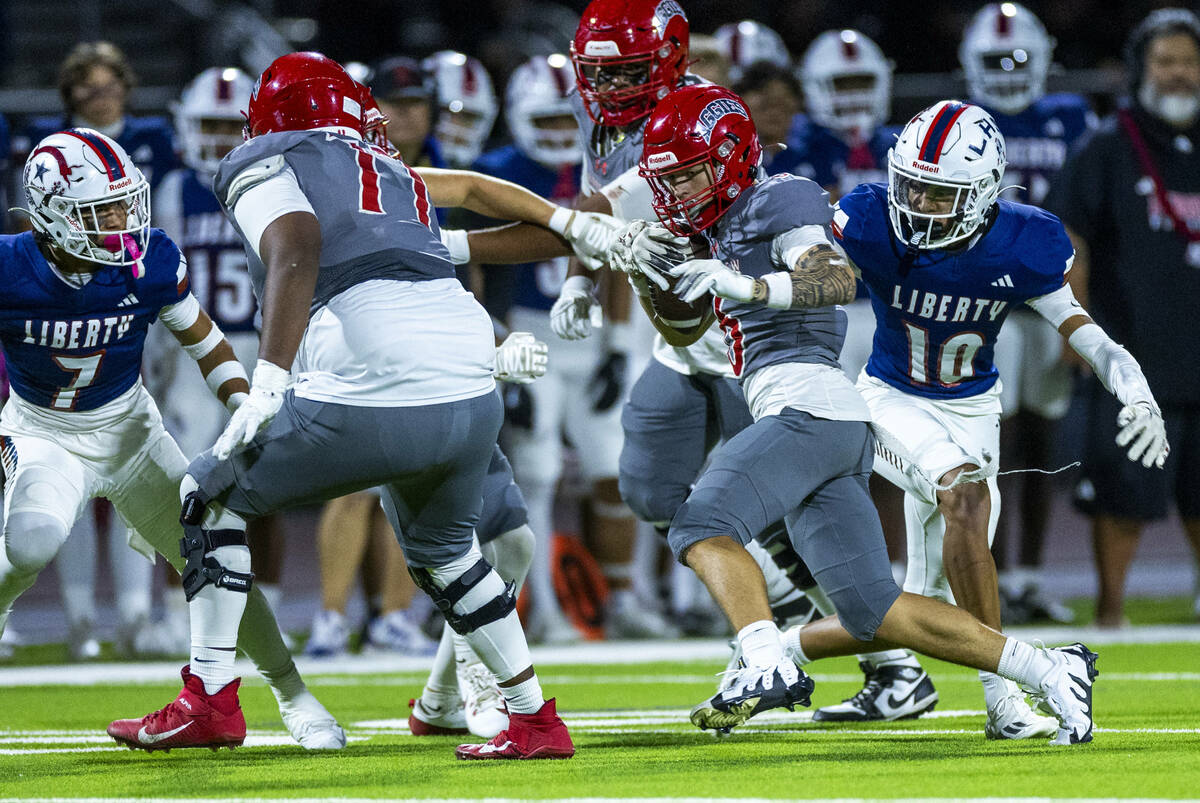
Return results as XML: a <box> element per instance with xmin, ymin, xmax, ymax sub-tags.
<box><xmin>800</xmin><ymin>30</ymin><xmax>893</xmax><ymax>137</ymax></box>
<box><xmin>356</xmin><ymin>82</ymin><xmax>398</xmax><ymax>158</ymax></box>
<box><xmin>246</xmin><ymin>52</ymin><xmax>364</xmax><ymax>139</ymax></box>
<box><xmin>887</xmin><ymin>100</ymin><xmax>1007</xmax><ymax>249</ymax></box>
<box><xmin>959</xmin><ymin>2</ymin><xmax>1055</xmax><ymax>115</ymax></box>
<box><xmin>423</xmin><ymin>50</ymin><xmax>497</xmax><ymax>167</ymax></box>
<box><xmin>570</xmin><ymin>0</ymin><xmax>690</xmax><ymax>128</ymax></box>
<box><xmin>713</xmin><ymin>20</ymin><xmax>791</xmax><ymax>82</ymax></box>
<box><xmin>22</xmin><ymin>129</ymin><xmax>151</xmax><ymax>269</ymax></box>
<box><xmin>639</xmin><ymin>85</ymin><xmax>762</xmax><ymax>236</ymax></box>
<box><xmin>506</xmin><ymin>54</ymin><xmax>580</xmax><ymax>168</ymax></box>
<box><xmin>174</xmin><ymin>67</ymin><xmax>254</xmax><ymax>174</ymax></box>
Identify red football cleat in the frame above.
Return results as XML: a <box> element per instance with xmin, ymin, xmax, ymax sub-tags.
<box><xmin>107</xmin><ymin>665</ymin><xmax>246</xmax><ymax>752</ymax></box>
<box><xmin>455</xmin><ymin>698</ymin><xmax>574</xmax><ymax>760</ymax></box>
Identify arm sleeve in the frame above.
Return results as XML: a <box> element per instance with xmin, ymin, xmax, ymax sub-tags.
<box><xmin>1068</xmin><ymin>322</ymin><xmax>1159</xmax><ymax>412</ymax></box>
<box><xmin>230</xmin><ymin>166</ymin><xmax>316</xmax><ymax>261</ymax></box>
<box><xmin>1025</xmin><ymin>283</ymin><xmax>1085</xmax><ymax>329</ymax></box>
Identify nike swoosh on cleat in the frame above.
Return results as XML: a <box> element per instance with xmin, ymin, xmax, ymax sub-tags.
<box><xmin>137</xmin><ymin>721</ymin><xmax>193</xmax><ymax>744</ymax></box>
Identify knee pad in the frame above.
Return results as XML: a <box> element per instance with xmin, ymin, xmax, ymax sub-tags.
<box><xmin>178</xmin><ymin>490</ymin><xmax>254</xmax><ymax>602</ymax></box>
<box><xmin>409</xmin><ymin>547</ymin><xmax>516</xmax><ymax>635</ymax></box>
<box><xmin>3</xmin><ymin>511</ymin><xmax>69</xmax><ymax>574</ymax></box>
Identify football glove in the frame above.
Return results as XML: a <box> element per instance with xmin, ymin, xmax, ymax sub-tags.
<box><xmin>608</xmin><ymin>220</ymin><xmax>676</xmax><ymax>291</ymax></box>
<box><xmin>213</xmin><ymin>360</ymin><xmax>288</xmax><ymax>460</ymax></box>
<box><xmin>550</xmin><ymin>275</ymin><xmax>600</xmax><ymax>340</ymax></box>
<box><xmin>494</xmin><ymin>332</ymin><xmax>548</xmax><ymax>384</ymax></box>
<box><xmin>1116</xmin><ymin>401</ymin><xmax>1169</xmax><ymax>468</ymax></box>
<box><xmin>670</xmin><ymin>259</ymin><xmax>756</xmax><ymax>304</ymax></box>
<box><xmin>588</xmin><ymin>350</ymin><xmax>627</xmax><ymax>412</ymax></box>
<box><xmin>551</xmin><ymin>209</ymin><xmax>623</xmax><ymax>270</ymax></box>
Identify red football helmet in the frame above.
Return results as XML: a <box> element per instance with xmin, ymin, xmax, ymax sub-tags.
<box><xmin>570</xmin><ymin>0</ymin><xmax>690</xmax><ymax>127</ymax></box>
<box><xmin>245</xmin><ymin>52</ymin><xmax>364</xmax><ymax>138</ymax></box>
<box><xmin>639</xmin><ymin>85</ymin><xmax>762</xmax><ymax>235</ymax></box>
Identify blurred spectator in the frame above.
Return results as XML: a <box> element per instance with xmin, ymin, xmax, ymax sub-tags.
<box><xmin>370</xmin><ymin>56</ymin><xmax>445</xmax><ymax>169</ymax></box>
<box><xmin>1045</xmin><ymin>8</ymin><xmax>1200</xmax><ymax>626</ymax></box>
<box><xmin>687</xmin><ymin>34</ymin><xmax>731</xmax><ymax>87</ymax></box>
<box><xmin>960</xmin><ymin>3</ymin><xmax>1096</xmax><ymax>625</ymax></box>
<box><xmin>732</xmin><ymin>63</ymin><xmax>805</xmax><ymax>176</ymax></box>
<box><xmin>20</xmin><ymin>42</ymin><xmax>178</xmax><ymax>189</ymax></box>
<box><xmin>424</xmin><ymin>51</ymin><xmax>498</xmax><ymax>168</ymax></box>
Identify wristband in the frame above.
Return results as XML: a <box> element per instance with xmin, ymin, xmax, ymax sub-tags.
<box><xmin>440</xmin><ymin>228</ymin><xmax>471</xmax><ymax>265</ymax></box>
<box><xmin>763</xmin><ymin>271</ymin><xmax>794</xmax><ymax>310</ymax></box>
<box><xmin>548</xmin><ymin>206</ymin><xmax>574</xmax><ymax>236</ymax></box>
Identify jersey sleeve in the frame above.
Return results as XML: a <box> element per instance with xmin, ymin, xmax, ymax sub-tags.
<box><xmin>213</xmin><ymin>134</ymin><xmax>301</xmax><ymax>212</ymax></box>
<box><xmin>1016</xmin><ymin>209</ymin><xmax>1076</xmax><ymax>298</ymax></box>
<box><xmin>145</xmin><ymin>229</ymin><xmax>192</xmax><ymax>310</ymax></box>
<box><xmin>830</xmin><ymin>184</ymin><xmax>877</xmax><ymax>271</ymax></box>
<box><xmin>745</xmin><ymin>174</ymin><xmax>832</xmax><ymax>236</ymax></box>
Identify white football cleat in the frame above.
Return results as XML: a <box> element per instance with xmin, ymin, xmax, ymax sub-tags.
<box><xmin>812</xmin><ymin>660</ymin><xmax>938</xmax><ymax>722</ymax></box>
<box><xmin>274</xmin><ymin>688</ymin><xmax>347</xmax><ymax>749</ymax></box>
<box><xmin>985</xmin><ymin>690</ymin><xmax>1058</xmax><ymax>740</ymax></box>
<box><xmin>304</xmin><ymin>609</ymin><xmax>349</xmax><ymax>658</ymax></box>
<box><xmin>1026</xmin><ymin>643</ymin><xmax>1098</xmax><ymax>745</ymax></box>
<box><xmin>409</xmin><ymin>695</ymin><xmax>469</xmax><ymax>735</ymax></box>
<box><xmin>458</xmin><ymin>660</ymin><xmax>509</xmax><ymax>739</ymax></box>
<box><xmin>606</xmin><ymin>593</ymin><xmax>681</xmax><ymax>639</ymax></box>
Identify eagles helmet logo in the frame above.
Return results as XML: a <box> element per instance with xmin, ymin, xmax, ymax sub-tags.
<box><xmin>652</xmin><ymin>0</ymin><xmax>686</xmax><ymax>36</ymax></box>
<box><xmin>696</xmin><ymin>98</ymin><xmax>749</xmax><ymax>143</ymax></box>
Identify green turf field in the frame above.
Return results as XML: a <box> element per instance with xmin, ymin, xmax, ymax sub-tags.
<box><xmin>1</xmin><ymin>639</ymin><xmax>1198</xmax><ymax>800</ymax></box>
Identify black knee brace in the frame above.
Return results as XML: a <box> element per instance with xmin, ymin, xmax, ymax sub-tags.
<box><xmin>409</xmin><ymin>558</ymin><xmax>516</xmax><ymax>635</ymax></box>
<box><xmin>179</xmin><ymin>491</ymin><xmax>254</xmax><ymax>602</ymax></box>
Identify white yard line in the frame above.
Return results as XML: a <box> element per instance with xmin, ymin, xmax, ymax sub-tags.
<box><xmin>0</xmin><ymin>798</ymin><xmax>1195</xmax><ymax>802</ymax></box>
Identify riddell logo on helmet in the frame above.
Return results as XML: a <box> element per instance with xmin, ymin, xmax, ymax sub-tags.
<box><xmin>697</xmin><ymin>98</ymin><xmax>748</xmax><ymax>143</ymax></box>
<box><xmin>107</xmin><ymin>177</ymin><xmax>133</xmax><ymax>191</ymax></box>
<box><xmin>911</xmin><ymin>161</ymin><xmax>940</xmax><ymax>174</ymax></box>
<box><xmin>645</xmin><ymin>151</ymin><xmax>679</xmax><ymax>167</ymax></box>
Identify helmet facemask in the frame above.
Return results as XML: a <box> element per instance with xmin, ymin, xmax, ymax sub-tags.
<box><xmin>572</xmin><ymin>50</ymin><xmax>663</xmax><ymax>126</ymax></box>
<box><xmin>887</xmin><ymin>155</ymin><xmax>1000</xmax><ymax>249</ymax></box>
<box><xmin>643</xmin><ymin>137</ymin><xmax>743</xmax><ymax>236</ymax></box>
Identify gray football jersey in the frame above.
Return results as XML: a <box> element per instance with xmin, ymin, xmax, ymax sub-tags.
<box><xmin>214</xmin><ymin>130</ymin><xmax>455</xmax><ymax>310</ymax></box>
<box><xmin>708</xmin><ymin>173</ymin><xmax>845</xmax><ymax>379</ymax></box>
<box><xmin>569</xmin><ymin>74</ymin><xmax>705</xmax><ymax>196</ymax></box>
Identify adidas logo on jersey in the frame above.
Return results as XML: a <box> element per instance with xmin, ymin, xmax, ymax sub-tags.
<box><xmin>117</xmin><ymin>293</ymin><xmax>139</xmax><ymax>307</ymax></box>
<box><xmin>990</xmin><ymin>275</ymin><xmax>1014</xmax><ymax>288</ymax></box>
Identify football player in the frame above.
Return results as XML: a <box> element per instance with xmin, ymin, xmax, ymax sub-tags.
<box><xmin>424</xmin><ymin>51</ymin><xmax>498</xmax><ymax>169</ymax></box>
<box><xmin>712</xmin><ymin>19</ymin><xmax>792</xmax><ymax>83</ymax></box>
<box><xmin>960</xmin><ymin>1</ymin><xmax>1096</xmax><ymax>625</ymax></box>
<box><xmin>617</xmin><ymin>84</ymin><xmax>1100</xmax><ymax>746</ymax></box>
<box><xmin>108</xmin><ymin>53</ymin><xmax>615</xmax><ymax>759</ymax></box>
<box><xmin>0</xmin><ymin>129</ymin><xmax>345</xmax><ymax>748</ymax></box>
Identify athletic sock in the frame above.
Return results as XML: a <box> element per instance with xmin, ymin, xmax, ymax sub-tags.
<box><xmin>781</xmin><ymin>625</ymin><xmax>811</xmax><ymax>666</ymax></box>
<box><xmin>189</xmin><ymin>543</ymin><xmax>250</xmax><ymax>695</ymax></box>
<box><xmin>501</xmin><ymin>674</ymin><xmax>544</xmax><ymax>715</ymax></box>
<box><xmin>995</xmin><ymin>637</ymin><xmax>1057</xmax><ymax>688</ymax></box>
<box><xmin>979</xmin><ymin>670</ymin><xmax>1012</xmax><ymax>711</ymax></box>
<box><xmin>738</xmin><ymin>620</ymin><xmax>784</xmax><ymax>668</ymax></box>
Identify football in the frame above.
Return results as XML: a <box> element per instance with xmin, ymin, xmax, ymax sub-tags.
<box><xmin>647</xmin><ymin>235</ymin><xmax>714</xmax><ymax>330</ymax></box>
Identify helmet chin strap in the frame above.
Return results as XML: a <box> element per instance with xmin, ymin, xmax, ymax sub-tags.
<box><xmin>898</xmin><ymin>229</ymin><xmax>925</xmax><ymax>278</ymax></box>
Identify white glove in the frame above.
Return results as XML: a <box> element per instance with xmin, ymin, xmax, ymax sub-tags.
<box><xmin>670</xmin><ymin>259</ymin><xmax>756</xmax><ymax>304</ymax></box>
<box><xmin>1116</xmin><ymin>401</ymin><xmax>1169</xmax><ymax>468</ymax></box>
<box><xmin>609</xmin><ymin>220</ymin><xmax>686</xmax><ymax>291</ymax></box>
<box><xmin>549</xmin><ymin>207</ymin><xmax>623</xmax><ymax>270</ymax></box>
<box><xmin>550</xmin><ymin>275</ymin><xmax>600</xmax><ymax>340</ymax></box>
<box><xmin>212</xmin><ymin>360</ymin><xmax>289</xmax><ymax>460</ymax></box>
<box><xmin>439</xmin><ymin>228</ymin><xmax>470</xmax><ymax>265</ymax></box>
<box><xmin>494</xmin><ymin>332</ymin><xmax>548</xmax><ymax>384</ymax></box>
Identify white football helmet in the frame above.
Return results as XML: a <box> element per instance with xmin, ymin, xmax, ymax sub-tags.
<box><xmin>423</xmin><ymin>50</ymin><xmax>498</xmax><ymax>167</ymax></box>
<box><xmin>801</xmin><ymin>29</ymin><xmax>893</xmax><ymax>137</ymax></box>
<box><xmin>714</xmin><ymin>20</ymin><xmax>791</xmax><ymax>81</ymax></box>
<box><xmin>959</xmin><ymin>2</ymin><xmax>1055</xmax><ymax>115</ymax></box>
<box><xmin>22</xmin><ymin>129</ymin><xmax>151</xmax><ymax>270</ymax></box>
<box><xmin>174</xmin><ymin>67</ymin><xmax>254</xmax><ymax>175</ymax></box>
<box><xmin>887</xmin><ymin>100</ymin><xmax>1007</xmax><ymax>250</ymax></box>
<box><xmin>506</xmin><ymin>54</ymin><xmax>580</xmax><ymax>168</ymax></box>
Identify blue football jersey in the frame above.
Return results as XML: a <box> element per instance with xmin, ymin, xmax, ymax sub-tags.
<box><xmin>24</xmin><ymin>115</ymin><xmax>179</xmax><ymax>189</ymax></box>
<box><xmin>978</xmin><ymin>93</ymin><xmax>1095</xmax><ymax>205</ymax></box>
<box><xmin>833</xmin><ymin>183</ymin><xmax>1073</xmax><ymax>399</ymax></box>
<box><xmin>0</xmin><ymin>229</ymin><xmax>188</xmax><ymax>411</ymax></box>
<box><xmin>157</xmin><ymin>167</ymin><xmax>258</xmax><ymax>332</ymax></box>
<box><xmin>471</xmin><ymin>145</ymin><xmax>579</xmax><ymax>312</ymax></box>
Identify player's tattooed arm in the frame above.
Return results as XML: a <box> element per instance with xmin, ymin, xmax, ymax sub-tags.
<box><xmin>786</xmin><ymin>244</ymin><xmax>857</xmax><ymax>308</ymax></box>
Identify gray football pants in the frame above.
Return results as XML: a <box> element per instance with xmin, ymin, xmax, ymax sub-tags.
<box><xmin>189</xmin><ymin>390</ymin><xmax>503</xmax><ymax>568</ymax></box>
<box><xmin>668</xmin><ymin>408</ymin><xmax>901</xmax><ymax>641</ymax></box>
